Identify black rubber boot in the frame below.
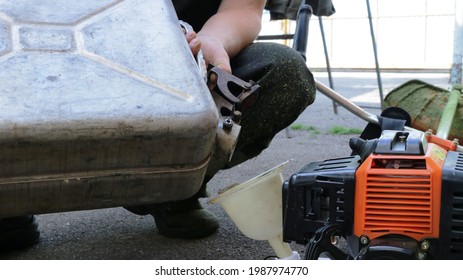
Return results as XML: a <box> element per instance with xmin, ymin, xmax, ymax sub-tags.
<box><xmin>0</xmin><ymin>215</ymin><xmax>40</xmax><ymax>251</ymax></box>
<box><xmin>125</xmin><ymin>183</ymin><xmax>218</xmax><ymax>239</ymax></box>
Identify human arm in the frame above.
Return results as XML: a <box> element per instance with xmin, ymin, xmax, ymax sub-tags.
<box><xmin>193</xmin><ymin>0</ymin><xmax>266</xmax><ymax>73</ymax></box>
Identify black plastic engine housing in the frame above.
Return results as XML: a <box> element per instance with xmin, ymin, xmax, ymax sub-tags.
<box><xmin>282</xmin><ymin>156</ymin><xmax>360</xmax><ymax>245</ymax></box>
<box><xmin>434</xmin><ymin>151</ymin><xmax>463</xmax><ymax>259</ymax></box>
<box><xmin>282</xmin><ymin>151</ymin><xmax>463</xmax><ymax>259</ymax></box>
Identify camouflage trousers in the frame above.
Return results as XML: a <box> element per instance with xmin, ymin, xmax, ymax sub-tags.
<box><xmin>223</xmin><ymin>42</ymin><xmax>316</xmax><ymax>170</ymax></box>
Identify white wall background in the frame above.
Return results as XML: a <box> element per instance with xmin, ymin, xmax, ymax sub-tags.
<box><xmin>261</xmin><ymin>0</ymin><xmax>459</xmax><ymax>70</ymax></box>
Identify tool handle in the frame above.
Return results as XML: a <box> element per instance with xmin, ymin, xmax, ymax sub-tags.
<box><xmin>315</xmin><ymin>80</ymin><xmax>379</xmax><ymax>124</ymax></box>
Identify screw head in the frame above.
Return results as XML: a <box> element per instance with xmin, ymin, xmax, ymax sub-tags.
<box><xmin>222</xmin><ymin>118</ymin><xmax>233</xmax><ymax>130</ymax></box>
<box><xmin>360</xmin><ymin>235</ymin><xmax>369</xmax><ymax>245</ymax></box>
<box><xmin>330</xmin><ymin>235</ymin><xmax>339</xmax><ymax>245</ymax></box>
<box><xmin>232</xmin><ymin>110</ymin><xmax>242</xmax><ymax>123</ymax></box>
<box><xmin>421</xmin><ymin>240</ymin><xmax>430</xmax><ymax>251</ymax></box>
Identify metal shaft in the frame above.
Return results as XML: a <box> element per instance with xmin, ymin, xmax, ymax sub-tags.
<box><xmin>436</xmin><ymin>85</ymin><xmax>462</xmax><ymax>139</ymax></box>
<box><xmin>318</xmin><ymin>16</ymin><xmax>338</xmax><ymax>114</ymax></box>
<box><xmin>366</xmin><ymin>0</ymin><xmax>384</xmax><ymax>109</ymax></box>
<box><xmin>315</xmin><ymin>80</ymin><xmax>379</xmax><ymax>125</ymax></box>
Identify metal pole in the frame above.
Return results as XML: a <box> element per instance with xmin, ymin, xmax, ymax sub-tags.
<box><xmin>292</xmin><ymin>3</ymin><xmax>312</xmax><ymax>60</ymax></box>
<box><xmin>436</xmin><ymin>85</ymin><xmax>462</xmax><ymax>139</ymax></box>
<box><xmin>449</xmin><ymin>0</ymin><xmax>463</xmax><ymax>86</ymax></box>
<box><xmin>366</xmin><ymin>0</ymin><xmax>384</xmax><ymax>109</ymax></box>
<box><xmin>318</xmin><ymin>16</ymin><xmax>338</xmax><ymax>114</ymax></box>
<box><xmin>316</xmin><ymin>80</ymin><xmax>379</xmax><ymax>125</ymax></box>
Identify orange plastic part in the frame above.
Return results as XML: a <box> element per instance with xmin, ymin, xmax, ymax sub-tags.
<box><xmin>353</xmin><ymin>142</ymin><xmax>446</xmax><ymax>241</ymax></box>
<box><xmin>425</xmin><ymin>132</ymin><xmax>458</xmax><ymax>152</ymax></box>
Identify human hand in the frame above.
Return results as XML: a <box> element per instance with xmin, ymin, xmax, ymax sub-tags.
<box><xmin>181</xmin><ymin>22</ymin><xmax>231</xmax><ymax>74</ymax></box>
<box><xmin>197</xmin><ymin>35</ymin><xmax>231</xmax><ymax>73</ymax></box>
<box><xmin>184</xmin><ymin>30</ymin><xmax>201</xmax><ymax>58</ymax></box>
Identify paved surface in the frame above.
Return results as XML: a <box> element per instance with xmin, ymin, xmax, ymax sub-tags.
<box><xmin>1</xmin><ymin>71</ymin><xmax>450</xmax><ymax>260</ymax></box>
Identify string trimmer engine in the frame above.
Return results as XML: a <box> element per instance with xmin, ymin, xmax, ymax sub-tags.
<box><xmin>283</xmin><ymin>129</ymin><xmax>463</xmax><ymax>259</ymax></box>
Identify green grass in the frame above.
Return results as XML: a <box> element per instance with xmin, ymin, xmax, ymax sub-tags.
<box><xmin>290</xmin><ymin>124</ymin><xmax>320</xmax><ymax>134</ymax></box>
<box><xmin>290</xmin><ymin>124</ymin><xmax>362</xmax><ymax>135</ymax></box>
<box><xmin>328</xmin><ymin>125</ymin><xmax>363</xmax><ymax>135</ymax></box>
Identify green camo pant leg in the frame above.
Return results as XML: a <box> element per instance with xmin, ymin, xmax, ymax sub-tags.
<box><xmin>225</xmin><ymin>42</ymin><xmax>316</xmax><ymax>168</ymax></box>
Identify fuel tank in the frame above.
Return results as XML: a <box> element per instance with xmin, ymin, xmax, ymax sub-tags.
<box><xmin>0</xmin><ymin>0</ymin><xmax>218</xmax><ymax>217</ymax></box>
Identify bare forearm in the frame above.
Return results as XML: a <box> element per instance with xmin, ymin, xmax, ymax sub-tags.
<box><xmin>198</xmin><ymin>9</ymin><xmax>263</xmax><ymax>58</ymax></box>
<box><xmin>189</xmin><ymin>0</ymin><xmax>265</xmax><ymax>72</ymax></box>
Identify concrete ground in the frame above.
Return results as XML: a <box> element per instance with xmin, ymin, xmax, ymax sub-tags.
<box><xmin>1</xmin><ymin>71</ymin><xmax>450</xmax><ymax>260</ymax></box>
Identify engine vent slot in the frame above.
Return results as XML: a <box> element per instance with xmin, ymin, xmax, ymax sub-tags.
<box><xmin>372</xmin><ymin>159</ymin><xmax>426</xmax><ymax>169</ymax></box>
<box><xmin>456</xmin><ymin>153</ymin><xmax>463</xmax><ymax>172</ymax></box>
<box><xmin>363</xmin><ymin>173</ymin><xmax>432</xmax><ymax>235</ymax></box>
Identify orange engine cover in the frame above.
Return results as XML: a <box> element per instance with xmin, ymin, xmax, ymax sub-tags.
<box><xmin>353</xmin><ymin>142</ymin><xmax>448</xmax><ymax>241</ymax></box>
